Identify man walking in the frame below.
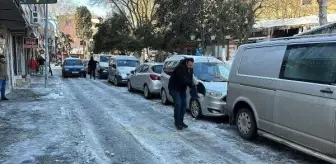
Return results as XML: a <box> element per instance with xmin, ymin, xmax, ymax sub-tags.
<box><xmin>168</xmin><ymin>58</ymin><xmax>198</xmax><ymax>130</ymax></box>
<box><xmin>38</xmin><ymin>55</ymin><xmax>45</xmax><ymax>75</ymax></box>
<box><xmin>0</xmin><ymin>55</ymin><xmax>8</xmax><ymax>100</ymax></box>
<box><xmin>88</xmin><ymin>56</ymin><xmax>98</xmax><ymax>79</ymax></box>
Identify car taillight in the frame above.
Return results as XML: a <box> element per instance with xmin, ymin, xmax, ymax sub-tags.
<box><xmin>150</xmin><ymin>74</ymin><xmax>160</xmax><ymax>80</ymax></box>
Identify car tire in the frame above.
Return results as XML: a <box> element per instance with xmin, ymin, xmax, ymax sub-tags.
<box><xmin>113</xmin><ymin>76</ymin><xmax>119</xmax><ymax>86</ymax></box>
<box><xmin>236</xmin><ymin>108</ymin><xmax>257</xmax><ymax>140</ymax></box>
<box><xmin>161</xmin><ymin>89</ymin><xmax>169</xmax><ymax>105</ymax></box>
<box><xmin>127</xmin><ymin>80</ymin><xmax>134</xmax><ymax>92</ymax></box>
<box><xmin>190</xmin><ymin>99</ymin><xmax>202</xmax><ymax>119</ymax></box>
<box><xmin>143</xmin><ymin>84</ymin><xmax>152</xmax><ymax>99</ymax></box>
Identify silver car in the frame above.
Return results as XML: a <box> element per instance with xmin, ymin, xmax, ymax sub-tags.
<box><xmin>127</xmin><ymin>63</ymin><xmax>163</xmax><ymax>99</ymax></box>
<box><xmin>160</xmin><ymin>55</ymin><xmax>230</xmax><ymax>118</ymax></box>
<box><xmin>108</xmin><ymin>55</ymin><xmax>139</xmax><ymax>86</ymax></box>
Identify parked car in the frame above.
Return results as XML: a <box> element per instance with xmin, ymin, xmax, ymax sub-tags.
<box><xmin>127</xmin><ymin>62</ymin><xmax>163</xmax><ymax>99</ymax></box>
<box><xmin>160</xmin><ymin>55</ymin><xmax>229</xmax><ymax>118</ymax></box>
<box><xmin>226</xmin><ymin>35</ymin><xmax>336</xmax><ymax>163</ymax></box>
<box><xmin>61</xmin><ymin>58</ymin><xmax>86</xmax><ymax>78</ymax></box>
<box><xmin>82</xmin><ymin>59</ymin><xmax>89</xmax><ymax>74</ymax></box>
<box><xmin>108</xmin><ymin>55</ymin><xmax>139</xmax><ymax>86</ymax></box>
<box><xmin>93</xmin><ymin>54</ymin><xmax>113</xmax><ymax>79</ymax></box>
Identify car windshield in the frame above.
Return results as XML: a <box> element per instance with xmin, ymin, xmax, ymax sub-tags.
<box><xmin>152</xmin><ymin>65</ymin><xmax>163</xmax><ymax>74</ymax></box>
<box><xmin>193</xmin><ymin>62</ymin><xmax>230</xmax><ymax>82</ymax></box>
<box><xmin>64</xmin><ymin>60</ymin><xmax>83</xmax><ymax>66</ymax></box>
<box><xmin>100</xmin><ymin>56</ymin><xmax>109</xmax><ymax>62</ymax></box>
<box><xmin>117</xmin><ymin>60</ymin><xmax>139</xmax><ymax>67</ymax></box>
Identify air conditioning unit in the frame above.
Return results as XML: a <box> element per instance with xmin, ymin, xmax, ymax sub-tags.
<box><xmin>31</xmin><ymin>11</ymin><xmax>39</xmax><ymax>24</ymax></box>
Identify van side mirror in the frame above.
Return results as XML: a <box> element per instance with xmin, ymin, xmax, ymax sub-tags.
<box><xmin>130</xmin><ymin>70</ymin><xmax>135</xmax><ymax>74</ymax></box>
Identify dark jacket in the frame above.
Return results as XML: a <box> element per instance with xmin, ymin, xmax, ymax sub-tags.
<box><xmin>88</xmin><ymin>60</ymin><xmax>98</xmax><ymax>70</ymax></box>
<box><xmin>168</xmin><ymin>60</ymin><xmax>194</xmax><ymax>93</ymax></box>
<box><xmin>38</xmin><ymin>57</ymin><xmax>45</xmax><ymax>65</ymax></box>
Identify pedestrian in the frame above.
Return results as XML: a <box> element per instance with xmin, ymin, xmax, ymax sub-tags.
<box><xmin>0</xmin><ymin>55</ymin><xmax>9</xmax><ymax>100</ymax></box>
<box><xmin>168</xmin><ymin>58</ymin><xmax>199</xmax><ymax>130</ymax></box>
<box><xmin>28</xmin><ymin>57</ymin><xmax>38</xmax><ymax>75</ymax></box>
<box><xmin>88</xmin><ymin>56</ymin><xmax>98</xmax><ymax>79</ymax></box>
<box><xmin>37</xmin><ymin>55</ymin><xmax>45</xmax><ymax>75</ymax></box>
<box><xmin>48</xmin><ymin>59</ymin><xmax>53</xmax><ymax>76</ymax></box>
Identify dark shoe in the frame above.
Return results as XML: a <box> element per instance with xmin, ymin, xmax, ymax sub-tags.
<box><xmin>175</xmin><ymin>123</ymin><xmax>183</xmax><ymax>130</ymax></box>
<box><xmin>176</xmin><ymin>125</ymin><xmax>183</xmax><ymax>130</ymax></box>
<box><xmin>182</xmin><ymin>122</ymin><xmax>188</xmax><ymax>128</ymax></box>
<box><xmin>1</xmin><ymin>97</ymin><xmax>8</xmax><ymax>100</ymax></box>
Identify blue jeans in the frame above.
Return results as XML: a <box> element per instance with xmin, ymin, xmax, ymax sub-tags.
<box><xmin>169</xmin><ymin>90</ymin><xmax>187</xmax><ymax>126</ymax></box>
<box><xmin>0</xmin><ymin>80</ymin><xmax>6</xmax><ymax>98</ymax></box>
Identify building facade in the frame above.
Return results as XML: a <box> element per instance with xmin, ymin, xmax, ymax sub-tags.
<box><xmin>57</xmin><ymin>14</ymin><xmax>103</xmax><ymax>59</ymax></box>
<box><xmin>0</xmin><ymin>0</ymin><xmax>47</xmax><ymax>91</ymax></box>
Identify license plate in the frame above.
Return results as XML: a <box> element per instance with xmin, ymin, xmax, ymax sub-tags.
<box><xmin>72</xmin><ymin>71</ymin><xmax>79</xmax><ymax>74</ymax></box>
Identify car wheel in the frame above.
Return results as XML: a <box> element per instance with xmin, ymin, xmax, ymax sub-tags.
<box><xmin>127</xmin><ymin>80</ymin><xmax>134</xmax><ymax>92</ymax></box>
<box><xmin>190</xmin><ymin>99</ymin><xmax>202</xmax><ymax>118</ymax></box>
<box><xmin>113</xmin><ymin>76</ymin><xmax>119</xmax><ymax>86</ymax></box>
<box><xmin>236</xmin><ymin>108</ymin><xmax>257</xmax><ymax>140</ymax></box>
<box><xmin>143</xmin><ymin>84</ymin><xmax>151</xmax><ymax>99</ymax></box>
<box><xmin>161</xmin><ymin>89</ymin><xmax>169</xmax><ymax>105</ymax></box>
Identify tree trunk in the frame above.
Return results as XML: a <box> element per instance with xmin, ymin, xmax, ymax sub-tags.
<box><xmin>318</xmin><ymin>0</ymin><xmax>328</xmax><ymax>25</ymax></box>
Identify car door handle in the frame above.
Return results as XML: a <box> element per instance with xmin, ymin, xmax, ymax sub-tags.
<box><xmin>320</xmin><ymin>88</ymin><xmax>333</xmax><ymax>94</ymax></box>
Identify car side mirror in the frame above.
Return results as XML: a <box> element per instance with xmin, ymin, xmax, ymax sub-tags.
<box><xmin>130</xmin><ymin>70</ymin><xmax>135</xmax><ymax>74</ymax></box>
<box><xmin>60</xmin><ymin>64</ymin><xmax>63</xmax><ymax>67</ymax></box>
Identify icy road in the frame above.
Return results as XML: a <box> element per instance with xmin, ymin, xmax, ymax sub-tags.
<box><xmin>0</xmin><ymin>68</ymin><xmax>328</xmax><ymax>164</ymax></box>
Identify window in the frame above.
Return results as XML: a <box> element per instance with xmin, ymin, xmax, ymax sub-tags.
<box><xmin>238</xmin><ymin>46</ymin><xmax>287</xmax><ymax>78</ymax></box>
<box><xmin>100</xmin><ymin>56</ymin><xmax>109</xmax><ymax>62</ymax></box>
<box><xmin>163</xmin><ymin>61</ymin><xmax>179</xmax><ymax>75</ymax></box>
<box><xmin>279</xmin><ymin>43</ymin><xmax>336</xmax><ymax>85</ymax></box>
<box><xmin>152</xmin><ymin>65</ymin><xmax>163</xmax><ymax>74</ymax></box>
<box><xmin>135</xmin><ymin>65</ymin><xmax>143</xmax><ymax>73</ymax></box>
<box><xmin>140</xmin><ymin>65</ymin><xmax>149</xmax><ymax>72</ymax></box>
<box><xmin>64</xmin><ymin>59</ymin><xmax>82</xmax><ymax>66</ymax></box>
<box><xmin>65</xmin><ymin>19</ymin><xmax>72</xmax><ymax>26</ymax></box>
<box><xmin>193</xmin><ymin>62</ymin><xmax>230</xmax><ymax>82</ymax></box>
<box><xmin>117</xmin><ymin>60</ymin><xmax>139</xmax><ymax>67</ymax></box>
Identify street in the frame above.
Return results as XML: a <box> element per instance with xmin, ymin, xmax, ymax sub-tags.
<box><xmin>0</xmin><ymin>67</ymin><xmax>328</xmax><ymax>164</ymax></box>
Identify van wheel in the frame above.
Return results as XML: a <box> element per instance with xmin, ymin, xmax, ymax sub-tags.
<box><xmin>190</xmin><ymin>99</ymin><xmax>202</xmax><ymax>118</ymax></box>
<box><xmin>161</xmin><ymin>89</ymin><xmax>169</xmax><ymax>105</ymax></box>
<box><xmin>236</xmin><ymin>108</ymin><xmax>257</xmax><ymax>140</ymax></box>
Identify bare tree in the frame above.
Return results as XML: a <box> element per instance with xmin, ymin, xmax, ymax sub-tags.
<box><xmin>318</xmin><ymin>0</ymin><xmax>328</xmax><ymax>25</ymax></box>
<box><xmin>91</xmin><ymin>0</ymin><xmax>159</xmax><ymax>31</ymax></box>
<box><xmin>49</xmin><ymin>0</ymin><xmax>77</xmax><ymax>16</ymax></box>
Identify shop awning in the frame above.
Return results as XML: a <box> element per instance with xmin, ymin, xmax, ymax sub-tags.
<box><xmin>0</xmin><ymin>0</ymin><xmax>27</xmax><ymax>30</ymax></box>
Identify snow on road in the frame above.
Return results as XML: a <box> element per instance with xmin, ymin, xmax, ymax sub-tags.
<box><xmin>0</xmin><ymin>69</ymin><xmax>328</xmax><ymax>164</ymax></box>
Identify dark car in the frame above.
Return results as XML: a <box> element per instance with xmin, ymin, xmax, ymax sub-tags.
<box><xmin>62</xmin><ymin>58</ymin><xmax>86</xmax><ymax>78</ymax></box>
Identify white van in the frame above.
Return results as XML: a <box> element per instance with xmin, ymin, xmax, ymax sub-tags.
<box><xmin>160</xmin><ymin>55</ymin><xmax>230</xmax><ymax>118</ymax></box>
<box><xmin>226</xmin><ymin>34</ymin><xmax>336</xmax><ymax>163</ymax></box>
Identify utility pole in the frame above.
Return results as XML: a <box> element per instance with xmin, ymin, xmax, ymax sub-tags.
<box><xmin>44</xmin><ymin>3</ymin><xmax>49</xmax><ymax>88</ymax></box>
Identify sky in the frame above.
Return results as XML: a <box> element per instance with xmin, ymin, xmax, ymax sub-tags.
<box><xmin>71</xmin><ymin>0</ymin><xmax>109</xmax><ymax>17</ymax></box>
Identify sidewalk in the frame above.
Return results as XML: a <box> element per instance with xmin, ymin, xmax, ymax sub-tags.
<box><xmin>0</xmin><ymin>74</ymin><xmax>82</xmax><ymax>163</ymax></box>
